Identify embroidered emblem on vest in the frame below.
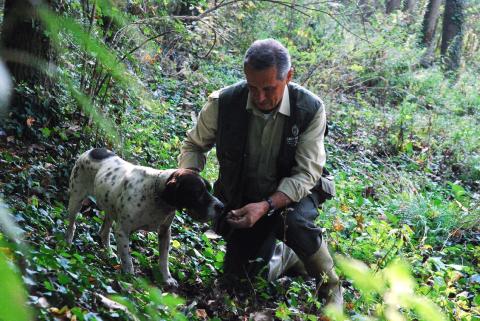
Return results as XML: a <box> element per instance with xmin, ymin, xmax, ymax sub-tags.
<box><xmin>286</xmin><ymin>124</ymin><xmax>299</xmax><ymax>146</ymax></box>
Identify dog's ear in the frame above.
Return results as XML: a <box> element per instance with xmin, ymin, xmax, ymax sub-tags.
<box><xmin>201</xmin><ymin>177</ymin><xmax>212</xmax><ymax>193</ymax></box>
<box><xmin>161</xmin><ymin>174</ymin><xmax>179</xmax><ymax>208</ymax></box>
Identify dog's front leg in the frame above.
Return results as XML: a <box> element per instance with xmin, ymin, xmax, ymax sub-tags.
<box><xmin>114</xmin><ymin>226</ymin><xmax>134</xmax><ymax>274</ymax></box>
<box><xmin>158</xmin><ymin>223</ymin><xmax>178</xmax><ymax>287</ymax></box>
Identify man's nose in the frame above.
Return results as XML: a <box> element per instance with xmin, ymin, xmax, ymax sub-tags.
<box><xmin>256</xmin><ymin>90</ymin><xmax>266</xmax><ymax>103</ymax></box>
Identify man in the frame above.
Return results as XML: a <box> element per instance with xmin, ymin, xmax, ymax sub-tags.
<box><xmin>178</xmin><ymin>39</ymin><xmax>343</xmax><ymax>307</ymax></box>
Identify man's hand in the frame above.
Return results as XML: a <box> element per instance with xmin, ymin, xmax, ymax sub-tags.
<box><xmin>227</xmin><ymin>202</ymin><xmax>269</xmax><ymax>229</ymax></box>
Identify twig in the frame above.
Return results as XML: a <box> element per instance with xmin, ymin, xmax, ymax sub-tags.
<box><xmin>242</xmin><ymin>265</ymin><xmax>258</xmax><ymax>304</ymax></box>
<box><xmin>119</xmin><ymin>30</ymin><xmax>172</xmax><ymax>62</ymax></box>
<box><xmin>80</xmin><ymin>2</ymin><xmax>97</xmax><ymax>92</ymax></box>
<box><xmin>440</xmin><ymin>215</ymin><xmax>480</xmax><ymax>252</ymax></box>
<box><xmin>257</xmin><ymin>0</ymin><xmax>369</xmax><ymax>41</ymax></box>
<box><xmin>353</xmin><ymin>0</ymin><xmax>370</xmax><ymax>42</ymax></box>
<box><xmin>92</xmin><ymin>30</ymin><xmax>172</xmax><ymax>98</ymax></box>
<box><xmin>113</xmin><ymin>0</ymin><xmax>369</xmax><ymax>44</ymax></box>
<box><xmin>374</xmin><ymin>238</ymin><xmax>399</xmax><ymax>273</ymax></box>
<box><xmin>195</xmin><ymin>24</ymin><xmax>217</xmax><ymax>59</ymax></box>
<box><xmin>171</xmin><ymin>0</ymin><xmax>244</xmax><ymax>21</ymax></box>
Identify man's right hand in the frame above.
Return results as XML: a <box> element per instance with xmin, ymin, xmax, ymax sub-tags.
<box><xmin>227</xmin><ymin>201</ymin><xmax>269</xmax><ymax>229</ymax></box>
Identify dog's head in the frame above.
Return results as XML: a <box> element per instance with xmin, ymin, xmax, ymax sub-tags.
<box><xmin>161</xmin><ymin>169</ymin><xmax>224</xmax><ymax>222</ymax></box>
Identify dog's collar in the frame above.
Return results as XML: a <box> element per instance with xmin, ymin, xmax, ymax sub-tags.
<box><xmin>154</xmin><ymin>169</ymin><xmax>177</xmax><ymax>208</ymax></box>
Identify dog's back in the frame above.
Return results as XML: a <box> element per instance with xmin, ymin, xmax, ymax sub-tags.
<box><xmin>69</xmin><ymin>148</ymin><xmax>117</xmax><ymax>199</ymax></box>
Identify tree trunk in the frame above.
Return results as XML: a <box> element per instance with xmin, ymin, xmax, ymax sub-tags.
<box><xmin>359</xmin><ymin>0</ymin><xmax>376</xmax><ymax>17</ymax></box>
<box><xmin>1</xmin><ymin>0</ymin><xmax>53</xmax><ymax>87</ymax></box>
<box><xmin>386</xmin><ymin>0</ymin><xmax>402</xmax><ymax>13</ymax></box>
<box><xmin>1</xmin><ymin>0</ymin><xmax>57</xmax><ymax>138</ymax></box>
<box><xmin>421</xmin><ymin>0</ymin><xmax>442</xmax><ymax>47</ymax></box>
<box><xmin>441</xmin><ymin>0</ymin><xmax>465</xmax><ymax>71</ymax></box>
<box><xmin>403</xmin><ymin>0</ymin><xmax>416</xmax><ymax>13</ymax></box>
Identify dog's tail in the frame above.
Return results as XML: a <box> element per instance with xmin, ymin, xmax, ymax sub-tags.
<box><xmin>66</xmin><ymin>148</ymin><xmax>115</xmax><ymax>244</ymax></box>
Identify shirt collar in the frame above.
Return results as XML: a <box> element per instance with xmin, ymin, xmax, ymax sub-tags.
<box><xmin>246</xmin><ymin>84</ymin><xmax>291</xmax><ymax>117</ymax></box>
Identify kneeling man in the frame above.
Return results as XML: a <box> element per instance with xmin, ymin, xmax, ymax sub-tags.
<box><xmin>178</xmin><ymin>39</ymin><xmax>343</xmax><ymax>307</ymax></box>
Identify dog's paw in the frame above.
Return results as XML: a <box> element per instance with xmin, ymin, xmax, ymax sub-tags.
<box><xmin>164</xmin><ymin>277</ymin><xmax>179</xmax><ymax>288</ymax></box>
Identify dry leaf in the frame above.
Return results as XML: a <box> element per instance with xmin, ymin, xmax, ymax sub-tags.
<box><xmin>333</xmin><ymin>218</ymin><xmax>345</xmax><ymax>232</ymax></box>
<box><xmin>355</xmin><ymin>215</ymin><xmax>365</xmax><ymax>230</ymax></box>
<box><xmin>96</xmin><ymin>293</ymin><xmax>128</xmax><ymax>312</ymax></box>
<box><xmin>0</xmin><ymin>247</ymin><xmax>13</xmax><ymax>259</ymax></box>
<box><xmin>49</xmin><ymin>305</ymin><xmax>70</xmax><ymax>316</ymax></box>
<box><xmin>196</xmin><ymin>309</ymin><xmax>208</xmax><ymax>319</ymax></box>
<box><xmin>38</xmin><ymin>297</ymin><xmax>50</xmax><ymax>308</ymax></box>
<box><xmin>204</xmin><ymin>229</ymin><xmax>221</xmax><ymax>239</ymax></box>
<box><xmin>26</xmin><ymin>117</ymin><xmax>35</xmax><ymax>127</ymax></box>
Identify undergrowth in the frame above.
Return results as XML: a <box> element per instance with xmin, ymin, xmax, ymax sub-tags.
<box><xmin>0</xmin><ymin>1</ymin><xmax>479</xmax><ymax>321</ymax></box>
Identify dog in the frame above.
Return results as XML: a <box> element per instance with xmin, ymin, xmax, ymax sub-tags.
<box><xmin>66</xmin><ymin>148</ymin><xmax>224</xmax><ymax>286</ymax></box>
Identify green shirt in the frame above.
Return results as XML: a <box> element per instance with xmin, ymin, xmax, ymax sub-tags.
<box><xmin>178</xmin><ymin>83</ymin><xmax>327</xmax><ymax>202</ymax></box>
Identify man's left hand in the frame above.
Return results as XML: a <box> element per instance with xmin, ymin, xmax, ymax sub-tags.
<box><xmin>227</xmin><ymin>202</ymin><xmax>269</xmax><ymax>229</ymax></box>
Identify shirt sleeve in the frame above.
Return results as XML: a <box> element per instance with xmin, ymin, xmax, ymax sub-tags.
<box><xmin>177</xmin><ymin>91</ymin><xmax>219</xmax><ymax>170</ymax></box>
<box><xmin>276</xmin><ymin>103</ymin><xmax>326</xmax><ymax>202</ymax></box>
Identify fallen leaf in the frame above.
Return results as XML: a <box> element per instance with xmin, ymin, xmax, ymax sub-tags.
<box><xmin>333</xmin><ymin>218</ymin><xmax>345</xmax><ymax>232</ymax></box>
<box><xmin>95</xmin><ymin>293</ymin><xmax>128</xmax><ymax>312</ymax></box>
<box><xmin>355</xmin><ymin>215</ymin><xmax>365</xmax><ymax>231</ymax></box>
<box><xmin>49</xmin><ymin>305</ymin><xmax>70</xmax><ymax>316</ymax></box>
<box><xmin>204</xmin><ymin>229</ymin><xmax>221</xmax><ymax>239</ymax></box>
<box><xmin>363</xmin><ymin>186</ymin><xmax>376</xmax><ymax>198</ymax></box>
<box><xmin>38</xmin><ymin>297</ymin><xmax>49</xmax><ymax>308</ymax></box>
<box><xmin>469</xmin><ymin>274</ymin><xmax>480</xmax><ymax>284</ymax></box>
<box><xmin>0</xmin><ymin>247</ymin><xmax>13</xmax><ymax>259</ymax></box>
<box><xmin>355</xmin><ymin>215</ymin><xmax>364</xmax><ymax>225</ymax></box>
<box><xmin>172</xmin><ymin>240</ymin><xmax>181</xmax><ymax>249</ymax></box>
<box><xmin>26</xmin><ymin>117</ymin><xmax>36</xmax><ymax>127</ymax></box>
<box><xmin>250</xmin><ymin>310</ymin><xmax>273</xmax><ymax>321</ymax></box>
<box><xmin>196</xmin><ymin>309</ymin><xmax>208</xmax><ymax>319</ymax></box>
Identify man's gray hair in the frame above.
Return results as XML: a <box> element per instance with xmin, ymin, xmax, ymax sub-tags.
<box><xmin>244</xmin><ymin>39</ymin><xmax>291</xmax><ymax>80</ymax></box>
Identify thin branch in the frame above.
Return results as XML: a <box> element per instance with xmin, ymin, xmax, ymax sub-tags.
<box><xmin>119</xmin><ymin>30</ymin><xmax>172</xmax><ymax>62</ymax></box>
<box><xmin>353</xmin><ymin>0</ymin><xmax>371</xmax><ymax>42</ymax></box>
<box><xmin>196</xmin><ymin>27</ymin><xmax>217</xmax><ymax>59</ymax></box>
<box><xmin>258</xmin><ymin>0</ymin><xmax>310</xmax><ymax>16</ymax></box>
<box><xmin>171</xmin><ymin>0</ymin><xmax>243</xmax><ymax>21</ymax></box>
<box><xmin>114</xmin><ymin>0</ymin><xmax>370</xmax><ymax>46</ymax></box>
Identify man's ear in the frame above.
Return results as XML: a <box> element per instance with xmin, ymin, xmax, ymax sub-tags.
<box><xmin>286</xmin><ymin>68</ymin><xmax>293</xmax><ymax>83</ymax></box>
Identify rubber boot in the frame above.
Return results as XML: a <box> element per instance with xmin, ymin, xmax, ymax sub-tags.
<box><xmin>268</xmin><ymin>243</ymin><xmax>308</xmax><ymax>281</ymax></box>
<box><xmin>303</xmin><ymin>239</ymin><xmax>343</xmax><ymax>308</ymax></box>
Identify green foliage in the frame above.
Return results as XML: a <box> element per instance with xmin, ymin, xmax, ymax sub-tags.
<box><xmin>1</xmin><ymin>0</ymin><xmax>479</xmax><ymax>320</ymax></box>
<box><xmin>0</xmin><ymin>203</ymin><xmax>32</xmax><ymax>321</ymax></box>
<box><xmin>0</xmin><ymin>249</ymin><xmax>31</xmax><ymax>321</ymax></box>
<box><xmin>112</xmin><ymin>279</ymin><xmax>187</xmax><ymax>321</ymax></box>
<box><xmin>329</xmin><ymin>258</ymin><xmax>447</xmax><ymax>321</ymax></box>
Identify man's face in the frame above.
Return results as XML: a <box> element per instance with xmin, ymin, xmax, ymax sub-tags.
<box><xmin>244</xmin><ymin>65</ymin><xmax>293</xmax><ymax>112</ymax></box>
